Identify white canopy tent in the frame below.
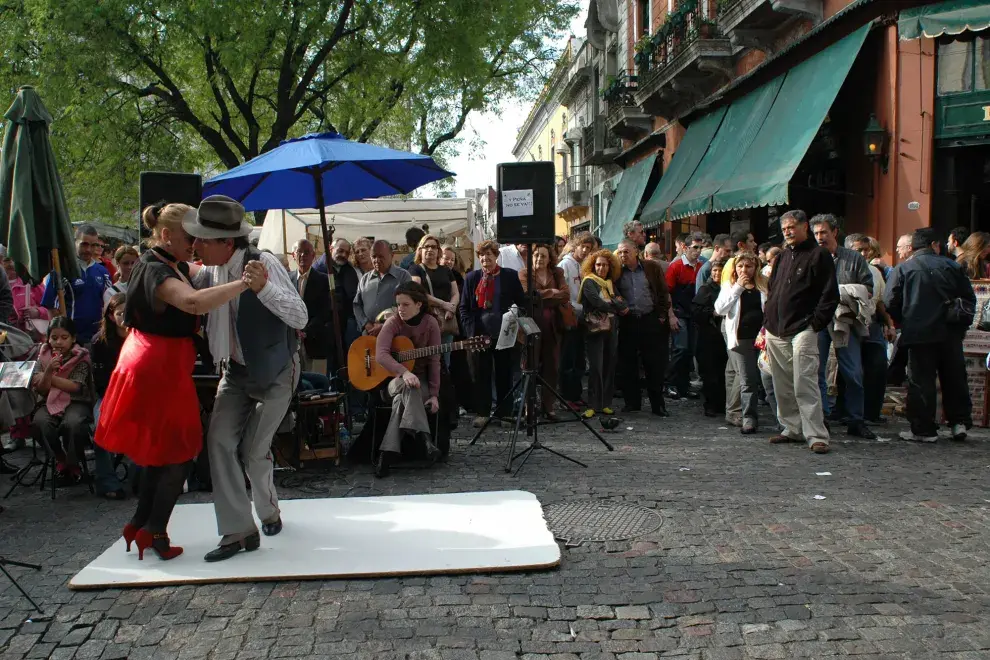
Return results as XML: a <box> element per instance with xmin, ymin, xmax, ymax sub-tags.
<box><xmin>258</xmin><ymin>198</ymin><xmax>473</xmax><ymax>256</ymax></box>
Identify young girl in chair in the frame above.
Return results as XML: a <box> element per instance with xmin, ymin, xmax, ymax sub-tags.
<box><xmin>31</xmin><ymin>316</ymin><xmax>94</xmax><ymax>486</ymax></box>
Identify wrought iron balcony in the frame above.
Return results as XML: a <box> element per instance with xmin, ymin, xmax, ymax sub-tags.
<box><xmin>556</xmin><ymin>173</ymin><xmax>590</xmax><ymax>215</ymax></box>
<box><xmin>716</xmin><ymin>0</ymin><xmax>823</xmax><ymax>52</ymax></box>
<box><xmin>633</xmin><ymin>1</ymin><xmax>733</xmax><ymax>119</ymax></box>
<box><xmin>581</xmin><ymin>115</ymin><xmax>621</xmax><ymax>166</ymax></box>
<box><xmin>602</xmin><ymin>74</ymin><xmax>653</xmax><ymax>140</ymax></box>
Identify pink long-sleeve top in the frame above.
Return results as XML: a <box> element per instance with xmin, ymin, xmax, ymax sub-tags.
<box><xmin>9</xmin><ymin>277</ymin><xmax>49</xmax><ymax>326</ymax></box>
<box><xmin>375</xmin><ymin>312</ymin><xmax>442</xmax><ymax>398</ymax></box>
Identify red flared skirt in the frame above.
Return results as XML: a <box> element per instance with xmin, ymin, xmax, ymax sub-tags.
<box><xmin>95</xmin><ymin>330</ymin><xmax>202</xmax><ymax>467</ymax></box>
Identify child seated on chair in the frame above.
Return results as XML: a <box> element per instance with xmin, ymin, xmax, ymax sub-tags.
<box><xmin>30</xmin><ymin>316</ymin><xmax>94</xmax><ymax>486</ymax></box>
<box><xmin>373</xmin><ymin>282</ymin><xmax>441</xmax><ymax>476</ymax></box>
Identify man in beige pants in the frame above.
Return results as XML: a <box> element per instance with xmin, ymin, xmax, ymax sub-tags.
<box><xmin>762</xmin><ymin>210</ymin><xmax>839</xmax><ymax>454</ymax></box>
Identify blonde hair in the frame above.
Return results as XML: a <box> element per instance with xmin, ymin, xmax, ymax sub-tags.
<box><xmin>441</xmin><ymin>245</ymin><xmax>466</xmax><ymax>275</ymax></box>
<box><xmin>580</xmin><ymin>249</ymin><xmax>622</xmax><ymax>282</ymax></box>
<box><xmin>729</xmin><ymin>252</ymin><xmax>768</xmax><ymax>293</ymax></box>
<box><xmin>141</xmin><ymin>203</ymin><xmax>191</xmax><ymax>248</ymax></box>
<box><xmin>413</xmin><ymin>234</ymin><xmax>443</xmax><ymax>265</ymax></box>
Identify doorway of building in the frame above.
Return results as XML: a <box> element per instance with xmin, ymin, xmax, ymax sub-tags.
<box><xmin>933</xmin><ymin>144</ymin><xmax>990</xmax><ymax>237</ymax></box>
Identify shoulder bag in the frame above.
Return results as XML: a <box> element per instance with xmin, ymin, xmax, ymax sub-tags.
<box><xmin>422</xmin><ymin>268</ymin><xmax>460</xmax><ymax>335</ymax></box>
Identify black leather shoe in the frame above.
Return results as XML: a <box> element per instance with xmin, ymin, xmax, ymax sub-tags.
<box><xmin>621</xmin><ymin>406</ymin><xmax>641</xmax><ymax>413</ymax></box>
<box><xmin>847</xmin><ymin>423</ymin><xmax>876</xmax><ymax>440</ymax></box>
<box><xmin>683</xmin><ymin>391</ymin><xmax>700</xmax><ymax>400</ymax></box>
<box><xmin>204</xmin><ymin>532</ymin><xmax>261</xmax><ymax>562</ymax></box>
<box><xmin>262</xmin><ymin>518</ymin><xmax>282</xmax><ymax>537</ymax></box>
<box><xmin>652</xmin><ymin>407</ymin><xmax>670</xmax><ymax>418</ymax></box>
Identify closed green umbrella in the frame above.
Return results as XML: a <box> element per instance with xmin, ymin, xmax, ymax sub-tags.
<box><xmin>0</xmin><ymin>86</ymin><xmax>79</xmax><ymax>310</ymax></box>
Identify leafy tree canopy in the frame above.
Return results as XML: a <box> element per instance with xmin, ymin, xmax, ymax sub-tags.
<box><xmin>0</xmin><ymin>0</ymin><xmax>578</xmax><ymax>225</ymax></box>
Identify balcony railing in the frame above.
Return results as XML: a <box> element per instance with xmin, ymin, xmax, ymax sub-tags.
<box><xmin>635</xmin><ymin>5</ymin><xmax>724</xmax><ymax>81</ymax></box>
<box><xmin>556</xmin><ymin>173</ymin><xmax>590</xmax><ymax>214</ymax></box>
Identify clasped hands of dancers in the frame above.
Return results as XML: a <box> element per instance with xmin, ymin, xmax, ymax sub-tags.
<box><xmin>96</xmin><ymin>195</ymin><xmax>307</xmax><ymax>563</ymax></box>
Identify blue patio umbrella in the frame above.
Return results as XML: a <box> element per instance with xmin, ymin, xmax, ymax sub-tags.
<box><xmin>203</xmin><ymin>131</ymin><xmax>454</xmax><ymax>368</ymax></box>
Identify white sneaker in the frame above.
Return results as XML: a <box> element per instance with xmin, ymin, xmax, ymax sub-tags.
<box><xmin>899</xmin><ymin>430</ymin><xmax>937</xmax><ymax>443</ymax></box>
<box><xmin>951</xmin><ymin>424</ymin><xmax>968</xmax><ymax>441</ymax></box>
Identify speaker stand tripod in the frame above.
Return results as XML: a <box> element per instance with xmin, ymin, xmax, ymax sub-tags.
<box><xmin>0</xmin><ymin>558</ymin><xmax>46</xmax><ymax>616</ymax></box>
<box><xmin>469</xmin><ymin>242</ymin><xmax>614</xmax><ymax>475</ymax></box>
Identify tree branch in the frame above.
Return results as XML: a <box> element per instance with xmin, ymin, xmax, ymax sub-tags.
<box><xmin>289</xmin><ymin>0</ymin><xmax>357</xmax><ymax>109</ymax></box>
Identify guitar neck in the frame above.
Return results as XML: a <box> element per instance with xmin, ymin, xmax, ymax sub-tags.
<box><xmin>393</xmin><ymin>340</ymin><xmax>470</xmax><ymax>362</ymax></box>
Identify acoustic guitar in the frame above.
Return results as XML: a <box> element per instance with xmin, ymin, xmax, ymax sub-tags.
<box><xmin>348</xmin><ymin>334</ymin><xmax>491</xmax><ymax>391</ymax></box>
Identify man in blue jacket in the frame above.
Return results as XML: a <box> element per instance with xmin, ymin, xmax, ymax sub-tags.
<box><xmin>40</xmin><ymin>225</ymin><xmax>110</xmax><ymax>345</ymax></box>
<box><xmin>884</xmin><ymin>228</ymin><xmax>975</xmax><ymax>443</ymax></box>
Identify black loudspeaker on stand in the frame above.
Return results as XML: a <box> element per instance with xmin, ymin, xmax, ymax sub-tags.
<box><xmin>471</xmin><ymin>162</ymin><xmax>614</xmax><ymax>475</ymax></box>
<box><xmin>138</xmin><ymin>172</ymin><xmax>204</xmax><ymax>244</ymax></box>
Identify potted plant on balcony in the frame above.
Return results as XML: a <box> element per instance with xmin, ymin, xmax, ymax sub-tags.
<box><xmin>634</xmin><ymin>34</ymin><xmax>653</xmax><ymax>73</ymax></box>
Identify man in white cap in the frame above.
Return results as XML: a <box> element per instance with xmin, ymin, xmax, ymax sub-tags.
<box><xmin>186</xmin><ymin>195</ymin><xmax>308</xmax><ymax>562</ymax></box>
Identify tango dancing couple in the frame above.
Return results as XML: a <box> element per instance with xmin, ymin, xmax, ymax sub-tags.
<box><xmin>95</xmin><ymin>196</ymin><xmax>307</xmax><ymax>562</ymax></box>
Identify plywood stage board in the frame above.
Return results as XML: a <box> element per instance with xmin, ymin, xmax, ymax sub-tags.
<box><xmin>69</xmin><ymin>490</ymin><xmax>560</xmax><ymax>590</ymax></box>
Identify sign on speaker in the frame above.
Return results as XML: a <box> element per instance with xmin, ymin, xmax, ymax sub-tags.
<box><xmin>502</xmin><ymin>190</ymin><xmax>534</xmax><ymax>217</ymax></box>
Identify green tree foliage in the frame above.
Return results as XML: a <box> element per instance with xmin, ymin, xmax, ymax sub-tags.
<box><xmin>0</xmin><ymin>0</ymin><xmax>577</xmax><ymax>225</ymax></box>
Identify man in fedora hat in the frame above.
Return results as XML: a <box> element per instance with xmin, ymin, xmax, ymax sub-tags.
<box><xmin>187</xmin><ymin>195</ymin><xmax>308</xmax><ymax>562</ymax></box>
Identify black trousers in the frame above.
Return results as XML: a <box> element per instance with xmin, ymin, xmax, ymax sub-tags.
<box><xmin>618</xmin><ymin>313</ymin><xmax>668</xmax><ymax>412</ymax></box>
<box><xmin>697</xmin><ymin>327</ymin><xmax>727</xmax><ymax>414</ymax></box>
<box><xmin>861</xmin><ymin>341</ymin><xmax>888</xmax><ymax>422</ymax></box>
<box><xmin>559</xmin><ymin>327</ymin><xmax>586</xmax><ymax>402</ymax></box>
<box><xmin>906</xmin><ymin>338</ymin><xmax>971</xmax><ymax>436</ymax></box>
<box><xmin>130</xmin><ymin>461</ymin><xmax>191</xmax><ymax>534</ymax></box>
<box><xmin>474</xmin><ymin>343</ymin><xmax>514</xmax><ymax>417</ymax></box>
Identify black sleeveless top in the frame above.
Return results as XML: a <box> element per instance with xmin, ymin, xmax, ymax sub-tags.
<box><xmin>124</xmin><ymin>248</ymin><xmax>199</xmax><ymax>337</ymax></box>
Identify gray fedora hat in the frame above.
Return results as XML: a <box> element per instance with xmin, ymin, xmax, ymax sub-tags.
<box><xmin>183</xmin><ymin>195</ymin><xmax>254</xmax><ymax>239</ymax></box>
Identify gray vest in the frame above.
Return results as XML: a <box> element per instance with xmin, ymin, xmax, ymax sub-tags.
<box><xmin>235</xmin><ymin>248</ymin><xmax>298</xmax><ymax>387</ymax></box>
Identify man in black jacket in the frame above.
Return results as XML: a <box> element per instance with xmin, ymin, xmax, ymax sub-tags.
<box><xmin>290</xmin><ymin>239</ymin><xmax>331</xmax><ymax>373</ymax></box>
<box><xmin>763</xmin><ymin>210</ymin><xmax>839</xmax><ymax>454</ymax></box>
<box><xmin>884</xmin><ymin>228</ymin><xmax>975</xmax><ymax>442</ymax></box>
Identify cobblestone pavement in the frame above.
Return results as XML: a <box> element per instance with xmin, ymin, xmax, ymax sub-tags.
<box><xmin>2</xmin><ymin>397</ymin><xmax>990</xmax><ymax>660</ymax></box>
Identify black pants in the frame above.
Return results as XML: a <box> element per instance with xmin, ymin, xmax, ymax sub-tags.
<box><xmin>130</xmin><ymin>461</ymin><xmax>191</xmax><ymax>534</ymax></box>
<box><xmin>697</xmin><ymin>328</ymin><xmax>727</xmax><ymax>414</ymax></box>
<box><xmin>906</xmin><ymin>338</ymin><xmax>971</xmax><ymax>436</ymax></box>
<box><xmin>559</xmin><ymin>327</ymin><xmax>586</xmax><ymax>402</ymax></box>
<box><xmin>474</xmin><ymin>343</ymin><xmax>514</xmax><ymax>417</ymax></box>
<box><xmin>32</xmin><ymin>402</ymin><xmax>92</xmax><ymax>469</ymax></box>
<box><xmin>861</xmin><ymin>341</ymin><xmax>888</xmax><ymax>422</ymax></box>
<box><xmin>618</xmin><ymin>314</ymin><xmax>668</xmax><ymax>412</ymax></box>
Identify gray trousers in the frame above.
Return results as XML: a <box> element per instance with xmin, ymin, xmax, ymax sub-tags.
<box><xmin>722</xmin><ymin>322</ymin><xmax>741</xmax><ymax>419</ymax></box>
<box><xmin>208</xmin><ymin>358</ymin><xmax>297</xmax><ymax>543</ymax></box>
<box><xmin>382</xmin><ymin>378</ymin><xmax>432</xmax><ymax>454</ymax></box>
<box><xmin>729</xmin><ymin>344</ymin><xmax>761</xmax><ymax>426</ymax></box>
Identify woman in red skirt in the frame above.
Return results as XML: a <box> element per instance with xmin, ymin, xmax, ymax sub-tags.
<box><xmin>96</xmin><ymin>203</ymin><xmax>248</xmax><ymax>560</ymax></box>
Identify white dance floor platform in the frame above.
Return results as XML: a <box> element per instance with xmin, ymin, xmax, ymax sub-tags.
<box><xmin>69</xmin><ymin>490</ymin><xmax>560</xmax><ymax>590</ymax></box>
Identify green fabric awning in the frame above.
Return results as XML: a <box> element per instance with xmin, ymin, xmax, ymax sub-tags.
<box><xmin>711</xmin><ymin>24</ymin><xmax>871</xmax><ymax>213</ymax></box>
<box><xmin>899</xmin><ymin>0</ymin><xmax>990</xmax><ymax>40</ymax></box>
<box><xmin>668</xmin><ymin>77</ymin><xmax>783</xmax><ymax>220</ymax></box>
<box><xmin>639</xmin><ymin>107</ymin><xmax>727</xmax><ymax>226</ymax></box>
<box><xmin>601</xmin><ymin>153</ymin><xmax>657</xmax><ymax>249</ymax></box>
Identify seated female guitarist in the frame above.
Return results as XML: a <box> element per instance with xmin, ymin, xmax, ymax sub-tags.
<box><xmin>374</xmin><ymin>281</ymin><xmax>442</xmax><ymax>476</ymax></box>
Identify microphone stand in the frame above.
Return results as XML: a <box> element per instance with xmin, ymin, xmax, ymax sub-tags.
<box><xmin>470</xmin><ymin>242</ymin><xmax>614</xmax><ymax>475</ymax></box>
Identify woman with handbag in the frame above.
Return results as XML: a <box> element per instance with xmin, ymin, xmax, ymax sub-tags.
<box><xmin>578</xmin><ymin>249</ymin><xmax>627</xmax><ymax>419</ymax></box>
<box><xmin>409</xmin><ymin>234</ymin><xmax>460</xmax><ymax>341</ymax></box>
<box><xmin>519</xmin><ymin>244</ymin><xmax>569</xmax><ymax>420</ymax></box>
<box><xmin>714</xmin><ymin>252</ymin><xmax>767</xmax><ymax>435</ymax></box>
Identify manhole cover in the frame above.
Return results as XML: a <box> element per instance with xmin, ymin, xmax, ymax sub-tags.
<box><xmin>543</xmin><ymin>501</ymin><xmax>662</xmax><ymax>547</ymax></box>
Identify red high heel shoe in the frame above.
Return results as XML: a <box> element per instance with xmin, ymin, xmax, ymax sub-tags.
<box><xmin>134</xmin><ymin>529</ymin><xmax>183</xmax><ymax>561</ymax></box>
<box><xmin>122</xmin><ymin>524</ymin><xmax>139</xmax><ymax>552</ymax></box>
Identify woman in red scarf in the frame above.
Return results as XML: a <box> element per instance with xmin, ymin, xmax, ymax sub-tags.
<box><xmin>458</xmin><ymin>240</ymin><xmax>526</xmax><ymax>428</ymax></box>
